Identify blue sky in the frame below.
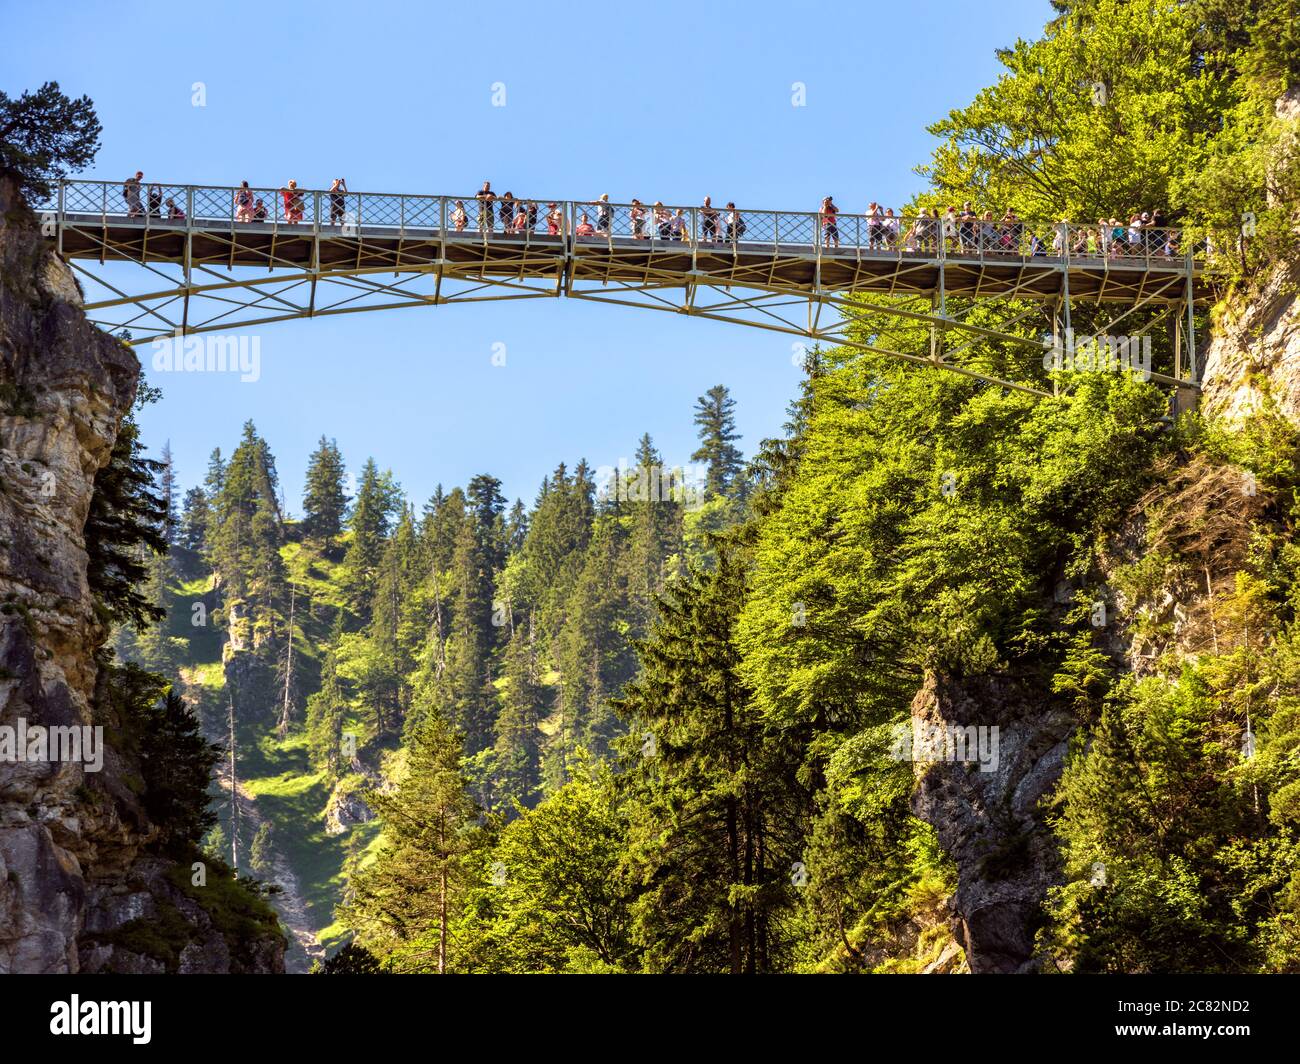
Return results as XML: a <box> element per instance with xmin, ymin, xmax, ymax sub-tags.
<box><xmin>3</xmin><ymin>0</ymin><xmax>1050</xmax><ymax>511</ymax></box>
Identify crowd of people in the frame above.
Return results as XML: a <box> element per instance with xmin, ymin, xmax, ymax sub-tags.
<box><xmin>119</xmin><ymin>172</ymin><xmax>1179</xmax><ymax>259</ymax></box>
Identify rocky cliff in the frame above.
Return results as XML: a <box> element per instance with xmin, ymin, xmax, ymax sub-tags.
<box><xmin>912</xmin><ymin>209</ymin><xmax>1300</xmax><ymax>975</ymax></box>
<box><xmin>0</xmin><ymin>174</ymin><xmax>285</xmax><ymax>973</ymax></box>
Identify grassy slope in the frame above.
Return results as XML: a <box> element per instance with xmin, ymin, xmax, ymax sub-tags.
<box><xmin>168</xmin><ymin>534</ymin><xmax>367</xmax><ymax>954</ymax></box>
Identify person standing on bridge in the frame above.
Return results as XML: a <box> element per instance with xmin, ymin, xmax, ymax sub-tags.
<box><xmin>148</xmin><ymin>183</ymin><xmax>163</xmax><ymax>219</ymax></box>
<box><xmin>546</xmin><ymin>203</ymin><xmax>562</xmax><ymax>236</ymax></box>
<box><xmin>235</xmin><ymin>181</ymin><xmax>254</xmax><ymax>222</ymax></box>
<box><xmin>942</xmin><ymin>206</ymin><xmax>959</xmax><ymax>253</ymax></box>
<box><xmin>670</xmin><ymin>208</ymin><xmax>688</xmax><ymax>241</ymax></box>
<box><xmin>166</xmin><ymin>197</ymin><xmax>185</xmax><ymax>221</ymax></box>
<box><xmin>700</xmin><ymin>196</ymin><xmax>719</xmax><ymax>243</ymax></box>
<box><xmin>866</xmin><ymin>202</ymin><xmax>883</xmax><ymax>250</ymax></box>
<box><xmin>724</xmin><ymin>202</ymin><xmax>745</xmax><ymax>243</ymax></box>
<box><xmin>329</xmin><ymin>178</ymin><xmax>348</xmax><ymax>226</ymax></box>
<box><xmin>527</xmin><ymin>200</ymin><xmax>539</xmax><ymax>231</ymax></box>
<box><xmin>576</xmin><ymin>212</ymin><xmax>596</xmax><ymax>237</ymax></box>
<box><xmin>123</xmin><ymin>171</ymin><xmax>143</xmax><ymax>217</ymax></box>
<box><xmin>451</xmin><ymin>200</ymin><xmax>468</xmax><ymax>231</ymax></box>
<box><xmin>476</xmin><ymin>182</ymin><xmax>495</xmax><ymax>233</ymax></box>
<box><xmin>595</xmin><ymin>194</ymin><xmax>612</xmax><ymax>235</ymax></box>
<box><xmin>821</xmin><ymin>196</ymin><xmax>840</xmax><ymax>249</ymax></box>
<box><xmin>630</xmin><ymin>199</ymin><xmax>646</xmax><ymax>239</ymax></box>
<box><xmin>883</xmin><ymin>207</ymin><xmax>898</xmax><ymax>249</ymax></box>
<box><xmin>499</xmin><ymin>192</ymin><xmax>515</xmax><ymax>235</ymax></box>
<box><xmin>281</xmin><ymin>180</ymin><xmax>304</xmax><ymax>224</ymax></box>
<box><xmin>653</xmin><ymin>202</ymin><xmax>671</xmax><ymax>240</ymax></box>
<box><xmin>958</xmin><ymin>202</ymin><xmax>977</xmax><ymax>252</ymax></box>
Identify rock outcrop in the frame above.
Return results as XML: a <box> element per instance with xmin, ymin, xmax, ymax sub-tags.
<box><xmin>0</xmin><ymin>173</ymin><xmax>284</xmax><ymax>973</ymax></box>
<box><xmin>1201</xmin><ymin>259</ymin><xmax>1300</xmax><ymax>425</ymax></box>
<box><xmin>909</xmin><ymin>672</ymin><xmax>1074</xmax><ymax>973</ymax></box>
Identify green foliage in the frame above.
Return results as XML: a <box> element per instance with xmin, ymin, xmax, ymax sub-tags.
<box><xmin>459</xmin><ymin>759</ymin><xmax>635</xmax><ymax>972</ymax></box>
<box><xmin>137</xmin><ymin>689</ymin><xmax>221</xmax><ymax>851</ymax></box>
<box><xmin>342</xmin><ymin>710</ymin><xmax>484</xmax><ymax>973</ymax></box>
<box><xmin>302</xmin><ymin>436</ymin><xmax>349</xmax><ymax>550</ymax></box>
<box><xmin>618</xmin><ymin>544</ymin><xmax>805</xmax><ymax>972</ymax></box>
<box><xmin>692</xmin><ymin>384</ymin><xmax>746</xmax><ymax>498</ymax></box>
<box><xmin>85</xmin><ymin>376</ymin><xmax>167</xmax><ymax>631</ymax></box>
<box><xmin>0</xmin><ymin>81</ymin><xmax>101</xmax><ymax>201</ymax></box>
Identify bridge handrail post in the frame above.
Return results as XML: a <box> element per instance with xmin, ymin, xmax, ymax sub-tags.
<box><xmin>101</xmin><ymin>181</ymin><xmax>107</xmax><ymax>224</ymax></box>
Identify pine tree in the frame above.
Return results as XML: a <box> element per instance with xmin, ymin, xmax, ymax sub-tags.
<box><xmin>440</xmin><ymin>518</ymin><xmax>498</xmax><ymax>754</ymax></box>
<box><xmin>617</xmin><ymin>545</ymin><xmax>801</xmax><ymax>973</ymax></box>
<box><xmin>178</xmin><ymin>486</ymin><xmax>210</xmax><ymax>555</ymax></box>
<box><xmin>365</xmin><ymin>506</ymin><xmax>420</xmax><ymax>736</ymax></box>
<box><xmin>306</xmin><ymin>613</ymin><xmax>348</xmax><ymax>779</ymax></box>
<box><xmin>84</xmin><ymin>378</ymin><xmax>167</xmax><ymax>631</ymax></box>
<box><xmin>211</xmin><ymin>421</ymin><xmax>285</xmax><ymax>638</ymax></box>
<box><xmin>467</xmin><ymin>473</ymin><xmax>507</xmax><ymax>579</ymax></box>
<box><xmin>158</xmin><ymin>440</ymin><xmax>179</xmax><ymax>547</ymax></box>
<box><xmin>302</xmin><ymin>435</ymin><xmax>349</xmax><ymax>550</ymax></box>
<box><xmin>343</xmin><ymin>710</ymin><xmax>481</xmax><ymax>973</ymax></box>
<box><xmin>691</xmin><ymin>384</ymin><xmax>745</xmax><ymax>498</ymax></box>
<box><xmin>204</xmin><ymin>447</ymin><xmax>226</xmax><ymax>501</ymax></box>
<box><xmin>343</xmin><ymin>458</ymin><xmax>401</xmax><ymax>615</ymax></box>
<box><xmin>505</xmin><ymin>499</ymin><xmax>528</xmax><ymax>554</ymax></box>
<box><xmin>493</xmin><ymin>624</ymin><xmax>547</xmax><ymax>810</ymax></box>
<box><xmin>135</xmin><ymin>687</ymin><xmax>222</xmax><ymax>853</ymax></box>
<box><xmin>250</xmin><ymin>822</ymin><xmax>275</xmax><ymax>877</ymax></box>
<box><xmin>623</xmin><ymin>433</ymin><xmax>683</xmax><ymax>638</ymax></box>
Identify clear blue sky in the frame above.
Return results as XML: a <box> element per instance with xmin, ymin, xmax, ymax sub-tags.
<box><xmin>3</xmin><ymin>0</ymin><xmax>1050</xmax><ymax>511</ymax></box>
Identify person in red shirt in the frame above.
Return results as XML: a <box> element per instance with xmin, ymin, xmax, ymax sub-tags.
<box><xmin>280</xmin><ymin>180</ymin><xmax>304</xmax><ymax>223</ymax></box>
<box><xmin>821</xmin><ymin>196</ymin><xmax>840</xmax><ymax>248</ymax></box>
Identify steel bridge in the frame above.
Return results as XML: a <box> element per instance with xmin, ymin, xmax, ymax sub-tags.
<box><xmin>45</xmin><ymin>180</ymin><xmax>1216</xmax><ymax>398</ymax></box>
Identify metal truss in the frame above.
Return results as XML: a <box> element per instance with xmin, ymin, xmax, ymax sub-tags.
<box><xmin>50</xmin><ymin>179</ymin><xmax>1213</xmax><ymax>397</ymax></box>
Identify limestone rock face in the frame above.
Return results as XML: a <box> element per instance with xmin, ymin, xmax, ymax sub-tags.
<box><xmin>909</xmin><ymin>672</ymin><xmax>1075</xmax><ymax>974</ymax></box>
<box><xmin>1201</xmin><ymin>92</ymin><xmax>1300</xmax><ymax>425</ymax></box>
<box><xmin>0</xmin><ymin>174</ymin><xmax>283</xmax><ymax>974</ymax></box>
<box><xmin>1201</xmin><ymin>259</ymin><xmax>1300</xmax><ymax>424</ymax></box>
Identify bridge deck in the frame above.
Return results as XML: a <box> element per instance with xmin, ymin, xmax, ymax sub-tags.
<box><xmin>57</xmin><ymin>214</ymin><xmax>1205</xmax><ymax>305</ymax></box>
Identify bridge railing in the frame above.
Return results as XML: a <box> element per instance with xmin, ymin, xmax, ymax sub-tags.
<box><xmin>48</xmin><ymin>180</ymin><xmax>1209</xmax><ymax>269</ymax></box>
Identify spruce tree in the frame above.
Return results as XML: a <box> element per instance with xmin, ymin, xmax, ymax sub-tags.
<box><xmin>343</xmin><ymin>458</ymin><xmax>401</xmax><ymax>615</ymax></box>
<box><xmin>302</xmin><ymin>435</ymin><xmax>349</xmax><ymax>550</ymax></box>
<box><xmin>691</xmin><ymin>384</ymin><xmax>744</xmax><ymax>498</ymax></box>
<box><xmin>493</xmin><ymin>624</ymin><xmax>547</xmax><ymax>810</ymax></box>
<box><xmin>343</xmin><ymin>710</ymin><xmax>481</xmax><ymax>973</ymax></box>
<box><xmin>623</xmin><ymin>433</ymin><xmax>683</xmax><ymax>638</ymax></box>
<box><xmin>178</xmin><ymin>486</ymin><xmax>210</xmax><ymax>555</ymax></box>
<box><xmin>158</xmin><ymin>440</ymin><xmax>179</xmax><ymax>547</ymax></box>
<box><xmin>617</xmin><ymin>545</ymin><xmax>800</xmax><ymax>973</ymax></box>
<box><xmin>306</xmin><ymin>613</ymin><xmax>348</xmax><ymax>779</ymax></box>
<box><xmin>84</xmin><ymin>378</ymin><xmax>167</xmax><ymax>631</ymax></box>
